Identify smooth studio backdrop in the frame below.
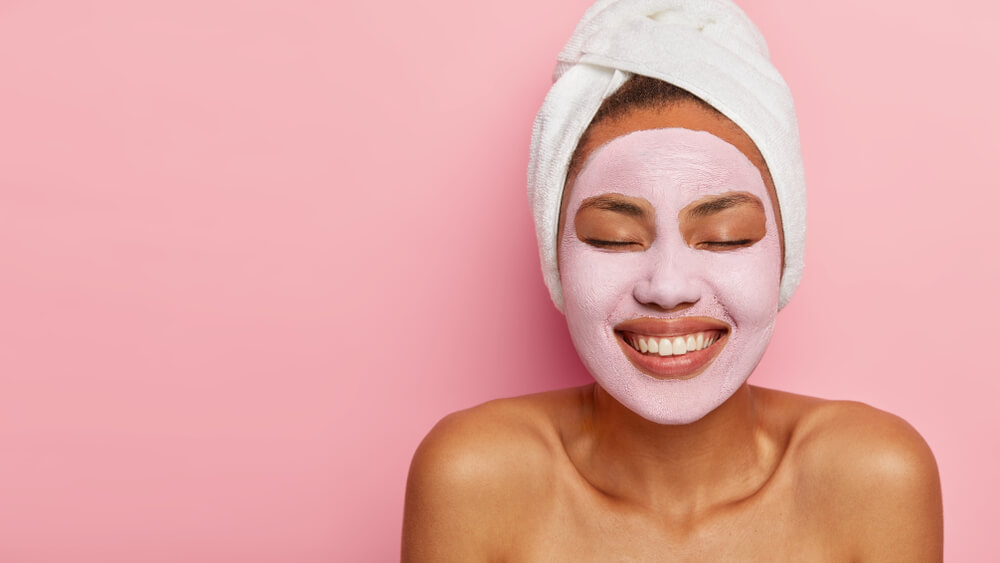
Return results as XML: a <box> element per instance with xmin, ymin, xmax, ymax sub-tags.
<box><xmin>1</xmin><ymin>1</ymin><xmax>997</xmax><ymax>561</ymax></box>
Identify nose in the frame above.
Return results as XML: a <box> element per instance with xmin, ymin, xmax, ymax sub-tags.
<box><xmin>632</xmin><ymin>251</ymin><xmax>703</xmax><ymax>312</ymax></box>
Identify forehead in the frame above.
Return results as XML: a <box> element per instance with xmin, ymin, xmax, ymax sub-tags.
<box><xmin>561</xmin><ymin>101</ymin><xmax>781</xmax><ymax>231</ymax></box>
<box><xmin>572</xmin><ymin>128</ymin><xmax>767</xmax><ymax>206</ymax></box>
<box><xmin>576</xmin><ymin>101</ymin><xmax>770</xmax><ymax>181</ymax></box>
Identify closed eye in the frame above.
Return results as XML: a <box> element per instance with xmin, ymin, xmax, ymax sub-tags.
<box><xmin>584</xmin><ymin>238</ymin><xmax>644</xmax><ymax>249</ymax></box>
<box><xmin>680</xmin><ymin>191</ymin><xmax>767</xmax><ymax>252</ymax></box>
<box><xmin>699</xmin><ymin>239</ymin><xmax>753</xmax><ymax>248</ymax></box>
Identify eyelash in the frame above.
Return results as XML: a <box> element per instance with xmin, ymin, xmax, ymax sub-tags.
<box><xmin>583</xmin><ymin>239</ymin><xmax>754</xmax><ymax>250</ymax></box>
<box><xmin>584</xmin><ymin>239</ymin><xmax>640</xmax><ymax>248</ymax></box>
<box><xmin>701</xmin><ymin>239</ymin><xmax>752</xmax><ymax>247</ymax></box>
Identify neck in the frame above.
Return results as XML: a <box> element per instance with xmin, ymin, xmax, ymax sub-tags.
<box><xmin>574</xmin><ymin>382</ymin><xmax>779</xmax><ymax>518</ymax></box>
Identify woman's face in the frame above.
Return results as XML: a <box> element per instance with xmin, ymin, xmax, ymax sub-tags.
<box><xmin>557</xmin><ymin>104</ymin><xmax>783</xmax><ymax>424</ymax></box>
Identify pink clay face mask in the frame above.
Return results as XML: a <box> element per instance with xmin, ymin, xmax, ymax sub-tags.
<box><xmin>559</xmin><ymin>128</ymin><xmax>782</xmax><ymax>425</ymax></box>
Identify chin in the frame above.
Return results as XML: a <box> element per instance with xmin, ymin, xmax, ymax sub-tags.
<box><xmin>607</xmin><ymin>378</ymin><xmax>741</xmax><ymax>425</ymax></box>
<box><xmin>577</xmin><ymin>323</ymin><xmax>774</xmax><ymax>426</ymax></box>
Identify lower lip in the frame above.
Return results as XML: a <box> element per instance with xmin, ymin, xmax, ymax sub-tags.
<box><xmin>616</xmin><ymin>332</ymin><xmax>728</xmax><ymax>380</ymax></box>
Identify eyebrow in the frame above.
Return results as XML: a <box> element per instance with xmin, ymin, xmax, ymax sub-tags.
<box><xmin>685</xmin><ymin>192</ymin><xmax>764</xmax><ymax>218</ymax></box>
<box><xmin>578</xmin><ymin>195</ymin><xmax>650</xmax><ymax>219</ymax></box>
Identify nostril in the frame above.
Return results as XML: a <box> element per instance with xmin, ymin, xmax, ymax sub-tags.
<box><xmin>633</xmin><ymin>278</ymin><xmax>701</xmax><ymax>313</ymax></box>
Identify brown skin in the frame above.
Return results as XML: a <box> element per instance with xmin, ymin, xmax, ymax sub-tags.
<box><xmin>574</xmin><ymin>191</ymin><xmax>767</xmax><ymax>254</ymax></box>
<box><xmin>402</xmin><ymin>103</ymin><xmax>943</xmax><ymax>562</ymax></box>
<box><xmin>561</xmin><ymin>100</ymin><xmax>785</xmax><ymax>269</ymax></box>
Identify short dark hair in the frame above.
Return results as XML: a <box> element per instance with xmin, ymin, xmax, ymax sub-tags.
<box><xmin>567</xmin><ymin>75</ymin><xmax>719</xmax><ymax>181</ymax></box>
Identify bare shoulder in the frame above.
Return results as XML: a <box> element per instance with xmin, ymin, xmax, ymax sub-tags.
<box><xmin>401</xmin><ymin>387</ymin><xmax>583</xmax><ymax>562</ymax></box>
<box><xmin>774</xmin><ymin>391</ymin><xmax>944</xmax><ymax>562</ymax></box>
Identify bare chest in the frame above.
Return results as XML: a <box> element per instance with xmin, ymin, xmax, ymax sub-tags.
<box><xmin>505</xmin><ymin>472</ymin><xmax>848</xmax><ymax>562</ymax></box>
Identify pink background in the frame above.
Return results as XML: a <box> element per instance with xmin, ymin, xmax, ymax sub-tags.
<box><xmin>1</xmin><ymin>0</ymin><xmax>996</xmax><ymax>561</ymax></box>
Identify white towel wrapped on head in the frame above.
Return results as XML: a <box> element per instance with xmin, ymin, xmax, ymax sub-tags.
<box><xmin>528</xmin><ymin>0</ymin><xmax>806</xmax><ymax>311</ymax></box>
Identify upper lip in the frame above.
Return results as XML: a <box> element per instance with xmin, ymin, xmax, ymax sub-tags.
<box><xmin>613</xmin><ymin>316</ymin><xmax>731</xmax><ymax>337</ymax></box>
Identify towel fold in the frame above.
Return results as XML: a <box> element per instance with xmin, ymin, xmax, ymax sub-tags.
<box><xmin>528</xmin><ymin>0</ymin><xmax>806</xmax><ymax>311</ymax></box>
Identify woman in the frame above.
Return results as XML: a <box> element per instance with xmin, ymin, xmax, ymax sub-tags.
<box><xmin>402</xmin><ymin>1</ymin><xmax>943</xmax><ymax>560</ymax></box>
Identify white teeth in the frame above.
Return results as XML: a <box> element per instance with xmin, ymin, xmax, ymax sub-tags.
<box><xmin>627</xmin><ymin>330</ymin><xmax>724</xmax><ymax>356</ymax></box>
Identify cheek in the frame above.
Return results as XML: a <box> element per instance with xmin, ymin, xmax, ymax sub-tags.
<box><xmin>559</xmin><ymin>242</ymin><xmax>643</xmax><ymax>318</ymax></box>
<box><xmin>559</xmin><ymin>230</ymin><xmax>783</xmax><ymax>323</ymax></box>
<box><xmin>706</xmin><ymin>238</ymin><xmax>783</xmax><ymax>321</ymax></box>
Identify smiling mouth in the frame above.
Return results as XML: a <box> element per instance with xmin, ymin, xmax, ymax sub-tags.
<box><xmin>612</xmin><ymin>319</ymin><xmax>730</xmax><ymax>380</ymax></box>
<box><xmin>620</xmin><ymin>330</ymin><xmax>724</xmax><ymax>356</ymax></box>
